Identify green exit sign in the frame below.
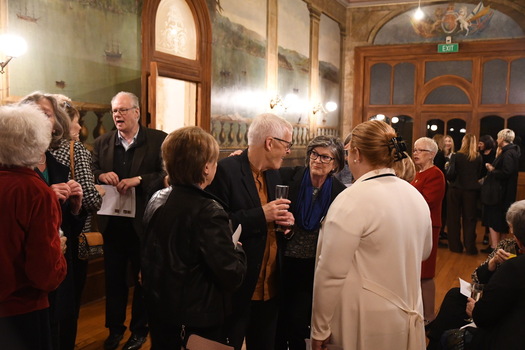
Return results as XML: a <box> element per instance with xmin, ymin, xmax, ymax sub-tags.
<box><xmin>438</xmin><ymin>43</ymin><xmax>459</xmax><ymax>53</ymax></box>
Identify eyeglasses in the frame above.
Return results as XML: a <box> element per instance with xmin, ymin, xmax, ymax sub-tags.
<box><xmin>112</xmin><ymin>107</ymin><xmax>136</xmax><ymax>115</ymax></box>
<box><xmin>272</xmin><ymin>136</ymin><xmax>293</xmax><ymax>151</ymax></box>
<box><xmin>413</xmin><ymin>148</ymin><xmax>432</xmax><ymax>153</ymax></box>
<box><xmin>309</xmin><ymin>150</ymin><xmax>335</xmax><ymax>164</ymax></box>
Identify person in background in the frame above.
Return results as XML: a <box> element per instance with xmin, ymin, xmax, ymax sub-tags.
<box><xmin>311</xmin><ymin>120</ymin><xmax>432</xmax><ymax>350</ymax></box>
<box><xmin>441</xmin><ymin>199</ymin><xmax>525</xmax><ymax>350</ymax></box>
<box><xmin>393</xmin><ymin>151</ymin><xmax>416</xmax><ymax>182</ymax></box>
<box><xmin>432</xmin><ymin>134</ymin><xmax>446</xmax><ymax>172</ymax></box>
<box><xmin>0</xmin><ymin>104</ymin><xmax>67</xmax><ymax>350</ymax></box>
<box><xmin>92</xmin><ymin>92</ymin><xmax>167</xmax><ymax>350</ymax></box>
<box><xmin>432</xmin><ymin>134</ymin><xmax>447</xmax><ymax>247</ymax></box>
<box><xmin>411</xmin><ymin>137</ymin><xmax>446</xmax><ymax>325</ymax></box>
<box><xmin>446</xmin><ymin>134</ymin><xmax>483</xmax><ymax>255</ymax></box>
<box><xmin>207</xmin><ymin>113</ymin><xmax>295</xmax><ymax>350</ymax></box>
<box><xmin>478</xmin><ymin>135</ymin><xmax>497</xmax><ymax>178</ymax></box>
<box><xmin>442</xmin><ymin>135</ymin><xmax>455</xmax><ymax>162</ymax></box>
<box><xmin>141</xmin><ymin>126</ymin><xmax>247</xmax><ymax>349</ymax></box>
<box><xmin>20</xmin><ymin>92</ymin><xmax>86</xmax><ymax>350</ymax></box>
<box><xmin>478</xmin><ymin>135</ymin><xmax>496</xmax><ymax>247</ymax></box>
<box><xmin>426</xmin><ymin>236</ymin><xmax>519</xmax><ymax>349</ymax></box>
<box><xmin>275</xmin><ymin>136</ymin><xmax>346</xmax><ymax>350</ymax></box>
<box><xmin>482</xmin><ymin>129</ymin><xmax>520</xmax><ymax>254</ymax></box>
<box><xmin>333</xmin><ymin>133</ymin><xmax>354</xmax><ymax>186</ymax></box>
<box><xmin>50</xmin><ymin>94</ymin><xmax>104</xmax><ymax>347</ymax></box>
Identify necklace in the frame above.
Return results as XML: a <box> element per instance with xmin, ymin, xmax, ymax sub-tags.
<box><xmin>38</xmin><ymin>154</ymin><xmax>46</xmax><ymax>165</ymax></box>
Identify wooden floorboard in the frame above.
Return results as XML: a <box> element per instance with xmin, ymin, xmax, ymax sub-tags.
<box><xmin>76</xmin><ymin>224</ymin><xmax>490</xmax><ymax>349</ymax></box>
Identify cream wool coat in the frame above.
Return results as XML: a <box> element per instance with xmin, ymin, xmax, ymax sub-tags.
<box><xmin>311</xmin><ymin>168</ymin><xmax>432</xmax><ymax>350</ymax></box>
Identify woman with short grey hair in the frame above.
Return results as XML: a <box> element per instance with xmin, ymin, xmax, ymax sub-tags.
<box><xmin>0</xmin><ymin>104</ymin><xmax>67</xmax><ymax>350</ymax></box>
<box><xmin>276</xmin><ymin>135</ymin><xmax>346</xmax><ymax>350</ymax></box>
<box><xmin>483</xmin><ymin>128</ymin><xmax>520</xmax><ymax>252</ymax></box>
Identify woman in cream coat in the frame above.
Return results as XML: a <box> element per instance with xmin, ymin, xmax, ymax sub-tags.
<box><xmin>311</xmin><ymin>120</ymin><xmax>433</xmax><ymax>350</ymax></box>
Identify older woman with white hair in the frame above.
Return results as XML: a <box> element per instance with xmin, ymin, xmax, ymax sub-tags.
<box><xmin>482</xmin><ymin>129</ymin><xmax>520</xmax><ymax>252</ymax></box>
<box><xmin>410</xmin><ymin>137</ymin><xmax>446</xmax><ymax>325</ymax></box>
<box><xmin>0</xmin><ymin>104</ymin><xmax>67</xmax><ymax>350</ymax></box>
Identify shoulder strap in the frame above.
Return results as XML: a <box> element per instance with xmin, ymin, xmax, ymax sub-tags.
<box><xmin>69</xmin><ymin>140</ymin><xmax>75</xmax><ymax>180</ymax></box>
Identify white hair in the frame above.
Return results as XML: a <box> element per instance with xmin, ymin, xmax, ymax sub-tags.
<box><xmin>247</xmin><ymin>113</ymin><xmax>293</xmax><ymax>146</ymax></box>
<box><xmin>498</xmin><ymin>129</ymin><xmax>515</xmax><ymax>143</ymax></box>
<box><xmin>415</xmin><ymin>137</ymin><xmax>439</xmax><ymax>153</ymax></box>
<box><xmin>0</xmin><ymin>104</ymin><xmax>52</xmax><ymax>167</ymax></box>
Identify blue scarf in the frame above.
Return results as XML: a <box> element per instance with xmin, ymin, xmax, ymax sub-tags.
<box><xmin>296</xmin><ymin>168</ymin><xmax>333</xmax><ymax>231</ymax></box>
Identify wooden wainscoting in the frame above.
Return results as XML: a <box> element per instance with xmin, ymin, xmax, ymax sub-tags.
<box><xmin>517</xmin><ymin>173</ymin><xmax>525</xmax><ymax>201</ymax></box>
<box><xmin>81</xmin><ymin>257</ymin><xmax>106</xmax><ymax>305</ymax></box>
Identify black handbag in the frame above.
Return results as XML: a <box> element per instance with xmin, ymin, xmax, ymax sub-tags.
<box><xmin>480</xmin><ymin>172</ymin><xmax>502</xmax><ymax>205</ymax></box>
<box><xmin>69</xmin><ymin>141</ymin><xmax>104</xmax><ymax>260</ymax></box>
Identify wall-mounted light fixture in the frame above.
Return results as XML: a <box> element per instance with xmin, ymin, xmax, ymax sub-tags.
<box><xmin>269</xmin><ymin>95</ymin><xmax>284</xmax><ymax>110</ymax></box>
<box><xmin>0</xmin><ymin>34</ymin><xmax>28</xmax><ymax>74</ymax></box>
<box><xmin>413</xmin><ymin>0</ymin><xmax>424</xmax><ymax>20</ymax></box>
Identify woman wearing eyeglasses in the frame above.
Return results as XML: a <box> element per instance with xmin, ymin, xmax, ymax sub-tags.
<box><xmin>275</xmin><ymin>135</ymin><xmax>346</xmax><ymax>350</ymax></box>
<box><xmin>411</xmin><ymin>137</ymin><xmax>446</xmax><ymax>326</ymax></box>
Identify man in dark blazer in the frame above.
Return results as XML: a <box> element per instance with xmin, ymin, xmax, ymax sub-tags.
<box><xmin>92</xmin><ymin>92</ymin><xmax>167</xmax><ymax>350</ymax></box>
<box><xmin>207</xmin><ymin>113</ymin><xmax>295</xmax><ymax>350</ymax></box>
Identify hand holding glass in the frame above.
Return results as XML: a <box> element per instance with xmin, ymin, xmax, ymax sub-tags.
<box><xmin>275</xmin><ymin>185</ymin><xmax>290</xmax><ymax>235</ymax></box>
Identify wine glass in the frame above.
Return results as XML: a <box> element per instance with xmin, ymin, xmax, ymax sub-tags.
<box><xmin>275</xmin><ymin>185</ymin><xmax>290</xmax><ymax>236</ymax></box>
<box><xmin>465</xmin><ymin>283</ymin><xmax>484</xmax><ymax>322</ymax></box>
<box><xmin>470</xmin><ymin>283</ymin><xmax>484</xmax><ymax>302</ymax></box>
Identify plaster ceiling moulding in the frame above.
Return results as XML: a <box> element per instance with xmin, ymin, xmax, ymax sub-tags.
<box><xmin>336</xmin><ymin>0</ymin><xmax>444</xmax><ymax>8</ymax></box>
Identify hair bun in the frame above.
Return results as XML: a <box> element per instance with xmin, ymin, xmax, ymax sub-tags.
<box><xmin>388</xmin><ymin>137</ymin><xmax>408</xmax><ymax>162</ymax></box>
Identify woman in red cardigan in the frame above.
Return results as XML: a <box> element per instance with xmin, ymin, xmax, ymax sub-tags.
<box><xmin>0</xmin><ymin>104</ymin><xmax>67</xmax><ymax>350</ymax></box>
<box><xmin>411</xmin><ymin>137</ymin><xmax>446</xmax><ymax>325</ymax></box>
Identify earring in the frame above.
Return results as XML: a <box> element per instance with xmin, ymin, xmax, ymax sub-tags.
<box><xmin>353</xmin><ymin>159</ymin><xmax>357</xmax><ymax>163</ymax></box>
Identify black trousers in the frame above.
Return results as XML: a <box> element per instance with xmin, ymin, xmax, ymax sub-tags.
<box><xmin>275</xmin><ymin>257</ymin><xmax>315</xmax><ymax>350</ymax></box>
<box><xmin>103</xmin><ymin>218</ymin><xmax>148</xmax><ymax>336</ymax></box>
<box><xmin>447</xmin><ymin>188</ymin><xmax>479</xmax><ymax>254</ymax></box>
<box><xmin>225</xmin><ymin>298</ymin><xmax>278</xmax><ymax>350</ymax></box>
<box><xmin>427</xmin><ymin>288</ymin><xmax>469</xmax><ymax>350</ymax></box>
<box><xmin>0</xmin><ymin>308</ymin><xmax>52</xmax><ymax>350</ymax></box>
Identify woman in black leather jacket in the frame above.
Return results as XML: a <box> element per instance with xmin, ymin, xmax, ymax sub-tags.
<box><xmin>142</xmin><ymin>126</ymin><xmax>247</xmax><ymax>349</ymax></box>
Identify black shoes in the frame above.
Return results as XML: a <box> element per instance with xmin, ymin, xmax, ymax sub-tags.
<box><xmin>438</xmin><ymin>240</ymin><xmax>448</xmax><ymax>248</ymax></box>
<box><xmin>104</xmin><ymin>332</ymin><xmax>124</xmax><ymax>350</ymax></box>
<box><xmin>122</xmin><ymin>334</ymin><xmax>147</xmax><ymax>350</ymax></box>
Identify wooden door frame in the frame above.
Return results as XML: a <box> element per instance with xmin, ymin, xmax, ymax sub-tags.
<box><xmin>353</xmin><ymin>38</ymin><xmax>525</xmax><ymax>141</ymax></box>
<box><xmin>141</xmin><ymin>0</ymin><xmax>212</xmax><ymax>131</ymax></box>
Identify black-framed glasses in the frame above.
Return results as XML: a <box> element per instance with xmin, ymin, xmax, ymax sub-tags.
<box><xmin>413</xmin><ymin>148</ymin><xmax>432</xmax><ymax>153</ymax></box>
<box><xmin>272</xmin><ymin>136</ymin><xmax>293</xmax><ymax>151</ymax></box>
<box><xmin>309</xmin><ymin>150</ymin><xmax>335</xmax><ymax>164</ymax></box>
<box><xmin>112</xmin><ymin>107</ymin><xmax>137</xmax><ymax>115</ymax></box>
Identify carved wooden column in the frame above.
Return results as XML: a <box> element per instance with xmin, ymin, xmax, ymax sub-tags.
<box><xmin>308</xmin><ymin>4</ymin><xmax>321</xmax><ymax>139</ymax></box>
<box><xmin>266</xmin><ymin>0</ymin><xmax>279</xmax><ymax>94</ymax></box>
<box><xmin>0</xmin><ymin>0</ymin><xmax>9</xmax><ymax>103</ymax></box>
<box><xmin>339</xmin><ymin>22</ymin><xmax>349</xmax><ymax>138</ymax></box>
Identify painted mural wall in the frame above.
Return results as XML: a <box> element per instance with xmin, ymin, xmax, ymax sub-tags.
<box><xmin>8</xmin><ymin>0</ymin><xmax>142</xmax><ymax>103</ymax></box>
<box><xmin>6</xmin><ymin>0</ymin><xmax>143</xmax><ymax>144</ymax></box>
<box><xmin>375</xmin><ymin>2</ymin><xmax>524</xmax><ymax>44</ymax></box>
<box><xmin>207</xmin><ymin>0</ymin><xmax>342</xmax><ymax>134</ymax></box>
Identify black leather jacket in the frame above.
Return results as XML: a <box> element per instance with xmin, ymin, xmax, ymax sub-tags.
<box><xmin>141</xmin><ymin>184</ymin><xmax>246</xmax><ymax>328</ymax></box>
